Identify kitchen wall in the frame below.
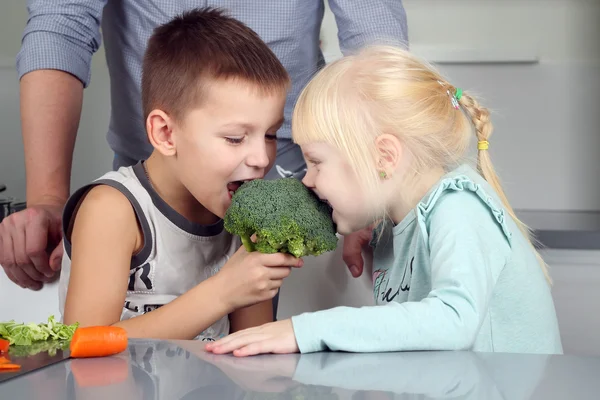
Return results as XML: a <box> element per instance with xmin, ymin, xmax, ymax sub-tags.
<box><xmin>1</xmin><ymin>0</ymin><xmax>599</xmax><ymax>355</ymax></box>
<box><xmin>2</xmin><ymin>0</ymin><xmax>599</xmax><ymax>209</ymax></box>
<box><xmin>322</xmin><ymin>0</ymin><xmax>600</xmax><ymax>211</ymax></box>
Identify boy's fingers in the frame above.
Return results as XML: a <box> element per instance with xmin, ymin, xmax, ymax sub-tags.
<box><xmin>268</xmin><ymin>266</ymin><xmax>291</xmax><ymax>280</ymax></box>
<box><xmin>268</xmin><ymin>288</ymin><xmax>279</xmax><ymax>299</ymax></box>
<box><xmin>261</xmin><ymin>253</ymin><xmax>303</xmax><ymax>268</ymax></box>
<box><xmin>271</xmin><ymin>277</ymin><xmax>287</xmax><ymax>289</ymax></box>
<box><xmin>267</xmin><ymin>280</ymin><xmax>283</xmax><ymax>291</ymax></box>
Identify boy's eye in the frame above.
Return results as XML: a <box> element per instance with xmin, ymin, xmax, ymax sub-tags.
<box><xmin>225</xmin><ymin>137</ymin><xmax>245</xmax><ymax>144</ymax></box>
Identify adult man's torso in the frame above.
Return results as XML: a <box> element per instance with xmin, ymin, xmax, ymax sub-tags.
<box><xmin>101</xmin><ymin>0</ymin><xmax>327</xmax><ymax>162</ymax></box>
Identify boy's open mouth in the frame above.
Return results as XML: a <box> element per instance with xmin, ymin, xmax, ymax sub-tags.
<box><xmin>227</xmin><ymin>179</ymin><xmax>254</xmax><ymax>198</ymax></box>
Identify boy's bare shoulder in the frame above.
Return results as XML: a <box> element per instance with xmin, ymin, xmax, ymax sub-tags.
<box><xmin>78</xmin><ymin>184</ymin><xmax>136</xmax><ymax>216</ymax></box>
<box><xmin>70</xmin><ymin>184</ymin><xmax>141</xmax><ymax>244</ymax></box>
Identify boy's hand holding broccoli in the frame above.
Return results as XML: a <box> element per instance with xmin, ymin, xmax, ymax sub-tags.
<box><xmin>215</xmin><ymin>246</ymin><xmax>303</xmax><ymax>311</ymax></box>
<box><xmin>214</xmin><ymin>178</ymin><xmax>338</xmax><ymax>312</ymax></box>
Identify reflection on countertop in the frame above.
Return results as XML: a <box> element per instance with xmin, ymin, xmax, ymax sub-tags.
<box><xmin>2</xmin><ymin>339</ymin><xmax>600</xmax><ymax>399</ymax></box>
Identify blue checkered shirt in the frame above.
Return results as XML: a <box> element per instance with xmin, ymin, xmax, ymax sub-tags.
<box><xmin>17</xmin><ymin>1</ymin><xmax>408</xmax><ymax>162</ymax></box>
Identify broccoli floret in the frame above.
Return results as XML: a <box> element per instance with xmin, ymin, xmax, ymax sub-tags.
<box><xmin>224</xmin><ymin>178</ymin><xmax>338</xmax><ymax>258</ymax></box>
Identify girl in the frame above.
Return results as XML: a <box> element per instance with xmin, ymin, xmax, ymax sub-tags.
<box><xmin>206</xmin><ymin>45</ymin><xmax>563</xmax><ymax>356</ymax></box>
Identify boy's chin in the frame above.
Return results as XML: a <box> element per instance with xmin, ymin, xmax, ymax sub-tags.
<box><xmin>199</xmin><ymin>197</ymin><xmax>226</xmax><ymax>222</ymax></box>
<box><xmin>213</xmin><ymin>203</ymin><xmax>228</xmax><ymax>220</ymax></box>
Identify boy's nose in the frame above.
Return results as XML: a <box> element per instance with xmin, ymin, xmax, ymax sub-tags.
<box><xmin>246</xmin><ymin>144</ymin><xmax>270</xmax><ymax>169</ymax></box>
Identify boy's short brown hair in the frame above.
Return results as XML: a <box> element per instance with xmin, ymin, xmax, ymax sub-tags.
<box><xmin>141</xmin><ymin>7</ymin><xmax>290</xmax><ymax>122</ymax></box>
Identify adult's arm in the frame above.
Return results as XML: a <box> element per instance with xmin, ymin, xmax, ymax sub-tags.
<box><xmin>0</xmin><ymin>0</ymin><xmax>108</xmax><ymax>290</ymax></box>
<box><xmin>328</xmin><ymin>0</ymin><xmax>409</xmax><ymax>54</ymax></box>
<box><xmin>17</xmin><ymin>0</ymin><xmax>108</xmax><ymax>204</ymax></box>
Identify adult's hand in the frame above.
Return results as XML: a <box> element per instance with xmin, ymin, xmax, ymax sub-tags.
<box><xmin>0</xmin><ymin>202</ymin><xmax>64</xmax><ymax>290</ymax></box>
<box><xmin>342</xmin><ymin>227</ymin><xmax>373</xmax><ymax>278</ymax></box>
<box><xmin>8</xmin><ymin>69</ymin><xmax>84</xmax><ymax>290</ymax></box>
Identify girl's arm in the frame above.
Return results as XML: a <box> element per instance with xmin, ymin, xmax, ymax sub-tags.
<box><xmin>291</xmin><ymin>193</ymin><xmax>511</xmax><ymax>353</ymax></box>
<box><xmin>229</xmin><ymin>300</ymin><xmax>274</xmax><ymax>333</ymax></box>
<box><xmin>63</xmin><ymin>185</ymin><xmax>230</xmax><ymax>339</ymax></box>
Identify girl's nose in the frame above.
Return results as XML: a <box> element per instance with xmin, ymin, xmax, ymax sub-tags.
<box><xmin>302</xmin><ymin>169</ymin><xmax>315</xmax><ymax>188</ymax></box>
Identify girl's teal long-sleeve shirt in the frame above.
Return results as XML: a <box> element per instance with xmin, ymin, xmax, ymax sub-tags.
<box><xmin>291</xmin><ymin>164</ymin><xmax>563</xmax><ymax>355</ymax></box>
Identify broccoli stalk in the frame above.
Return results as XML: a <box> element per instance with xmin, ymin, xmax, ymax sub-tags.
<box><xmin>224</xmin><ymin>178</ymin><xmax>338</xmax><ymax>258</ymax></box>
<box><xmin>240</xmin><ymin>234</ymin><xmax>256</xmax><ymax>253</ymax></box>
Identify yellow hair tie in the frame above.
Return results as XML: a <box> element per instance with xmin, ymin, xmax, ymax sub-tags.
<box><xmin>478</xmin><ymin>140</ymin><xmax>489</xmax><ymax>150</ymax></box>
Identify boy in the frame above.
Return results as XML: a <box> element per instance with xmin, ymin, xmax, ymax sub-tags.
<box><xmin>57</xmin><ymin>8</ymin><xmax>302</xmax><ymax>341</ymax></box>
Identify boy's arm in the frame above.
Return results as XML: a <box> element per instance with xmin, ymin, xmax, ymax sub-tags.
<box><xmin>229</xmin><ymin>300</ymin><xmax>274</xmax><ymax>333</ymax></box>
<box><xmin>63</xmin><ymin>185</ymin><xmax>231</xmax><ymax>339</ymax></box>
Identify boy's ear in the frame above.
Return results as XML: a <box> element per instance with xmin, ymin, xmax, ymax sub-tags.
<box><xmin>146</xmin><ymin>109</ymin><xmax>177</xmax><ymax>156</ymax></box>
<box><xmin>375</xmin><ymin>134</ymin><xmax>403</xmax><ymax>176</ymax></box>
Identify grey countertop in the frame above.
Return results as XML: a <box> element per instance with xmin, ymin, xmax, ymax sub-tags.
<box><xmin>1</xmin><ymin>339</ymin><xmax>599</xmax><ymax>399</ymax></box>
<box><xmin>517</xmin><ymin>209</ymin><xmax>600</xmax><ymax>250</ymax></box>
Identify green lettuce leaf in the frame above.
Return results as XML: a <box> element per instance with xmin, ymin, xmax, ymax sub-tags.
<box><xmin>8</xmin><ymin>340</ymin><xmax>70</xmax><ymax>358</ymax></box>
<box><xmin>0</xmin><ymin>315</ymin><xmax>79</xmax><ymax>346</ymax></box>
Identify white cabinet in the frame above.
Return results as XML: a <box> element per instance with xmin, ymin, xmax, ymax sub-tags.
<box><xmin>542</xmin><ymin>249</ymin><xmax>600</xmax><ymax>356</ymax></box>
<box><xmin>0</xmin><ymin>272</ymin><xmax>60</xmax><ymax>323</ymax></box>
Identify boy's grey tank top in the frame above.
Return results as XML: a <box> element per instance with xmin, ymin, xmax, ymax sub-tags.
<box><xmin>58</xmin><ymin>162</ymin><xmax>240</xmax><ymax>341</ymax></box>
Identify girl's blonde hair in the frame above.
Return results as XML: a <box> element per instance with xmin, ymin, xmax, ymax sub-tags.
<box><xmin>292</xmin><ymin>45</ymin><xmax>550</xmax><ymax>283</ymax></box>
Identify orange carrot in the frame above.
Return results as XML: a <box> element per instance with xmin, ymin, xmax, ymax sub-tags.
<box><xmin>0</xmin><ymin>339</ymin><xmax>9</xmax><ymax>353</ymax></box>
<box><xmin>0</xmin><ymin>364</ymin><xmax>21</xmax><ymax>371</ymax></box>
<box><xmin>69</xmin><ymin>326</ymin><xmax>128</xmax><ymax>358</ymax></box>
<box><xmin>0</xmin><ymin>356</ymin><xmax>10</xmax><ymax>365</ymax></box>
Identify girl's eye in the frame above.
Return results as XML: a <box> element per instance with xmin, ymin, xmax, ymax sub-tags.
<box><xmin>225</xmin><ymin>137</ymin><xmax>245</xmax><ymax>144</ymax></box>
<box><xmin>265</xmin><ymin>134</ymin><xmax>277</xmax><ymax>142</ymax></box>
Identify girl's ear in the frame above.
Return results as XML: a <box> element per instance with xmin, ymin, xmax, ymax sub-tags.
<box><xmin>146</xmin><ymin>109</ymin><xmax>177</xmax><ymax>156</ymax></box>
<box><xmin>375</xmin><ymin>134</ymin><xmax>403</xmax><ymax>177</ymax></box>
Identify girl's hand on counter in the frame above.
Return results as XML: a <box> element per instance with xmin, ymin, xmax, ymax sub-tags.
<box><xmin>205</xmin><ymin>319</ymin><xmax>299</xmax><ymax>357</ymax></box>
